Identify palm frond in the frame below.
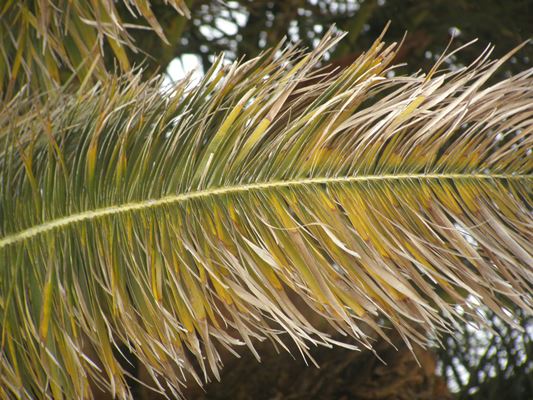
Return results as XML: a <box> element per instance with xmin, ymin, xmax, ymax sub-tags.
<box><xmin>0</xmin><ymin>0</ymin><xmax>190</xmax><ymax>98</ymax></box>
<box><xmin>0</xmin><ymin>31</ymin><xmax>532</xmax><ymax>399</ymax></box>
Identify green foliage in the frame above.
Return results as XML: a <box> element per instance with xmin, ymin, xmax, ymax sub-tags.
<box><xmin>439</xmin><ymin>307</ymin><xmax>532</xmax><ymax>399</ymax></box>
<box><xmin>0</xmin><ymin>27</ymin><xmax>532</xmax><ymax>398</ymax></box>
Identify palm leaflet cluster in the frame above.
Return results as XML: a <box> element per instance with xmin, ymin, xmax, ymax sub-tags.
<box><xmin>0</xmin><ymin>1</ymin><xmax>531</xmax><ymax>399</ymax></box>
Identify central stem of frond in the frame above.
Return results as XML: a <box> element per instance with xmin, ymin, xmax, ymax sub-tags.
<box><xmin>0</xmin><ymin>173</ymin><xmax>529</xmax><ymax>249</ymax></box>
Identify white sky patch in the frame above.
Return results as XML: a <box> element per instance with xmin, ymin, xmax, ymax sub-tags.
<box><xmin>163</xmin><ymin>11</ymin><xmax>249</xmax><ymax>89</ymax></box>
<box><xmin>215</xmin><ymin>17</ymin><xmax>238</xmax><ymax>35</ymax></box>
<box><xmin>164</xmin><ymin>53</ymin><xmax>204</xmax><ymax>87</ymax></box>
<box><xmin>200</xmin><ymin>24</ymin><xmax>223</xmax><ymax>39</ymax></box>
<box><xmin>454</xmin><ymin>222</ymin><xmax>478</xmax><ymax>246</ymax></box>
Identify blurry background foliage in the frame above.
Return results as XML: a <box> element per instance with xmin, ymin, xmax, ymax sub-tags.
<box><xmin>438</xmin><ymin>308</ymin><xmax>532</xmax><ymax>400</ymax></box>
<box><xmin>116</xmin><ymin>0</ymin><xmax>532</xmax><ymax>79</ymax></box>
<box><xmin>1</xmin><ymin>1</ymin><xmax>531</xmax><ymax>399</ymax></box>
<box><xmin>3</xmin><ymin>0</ymin><xmax>531</xmax><ymax>97</ymax></box>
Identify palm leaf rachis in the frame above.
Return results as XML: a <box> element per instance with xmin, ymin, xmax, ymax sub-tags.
<box><xmin>0</xmin><ymin>30</ymin><xmax>532</xmax><ymax>399</ymax></box>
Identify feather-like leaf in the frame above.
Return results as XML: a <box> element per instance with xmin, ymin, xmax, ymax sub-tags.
<box><xmin>0</xmin><ymin>31</ymin><xmax>532</xmax><ymax>398</ymax></box>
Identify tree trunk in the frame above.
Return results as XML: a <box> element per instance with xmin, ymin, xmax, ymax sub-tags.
<box><xmin>180</xmin><ymin>333</ymin><xmax>452</xmax><ymax>400</ymax></box>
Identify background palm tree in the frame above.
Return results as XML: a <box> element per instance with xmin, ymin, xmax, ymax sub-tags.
<box><xmin>0</xmin><ymin>0</ymin><xmax>190</xmax><ymax>99</ymax></box>
<box><xmin>0</xmin><ymin>1</ymin><xmax>531</xmax><ymax>399</ymax></box>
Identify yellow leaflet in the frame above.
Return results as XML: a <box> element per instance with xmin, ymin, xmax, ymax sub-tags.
<box><xmin>336</xmin><ymin>188</ymin><xmax>370</xmax><ymax>242</ymax></box>
<box><xmin>174</xmin><ymin>289</ymin><xmax>196</xmax><ymax>332</ymax></box>
<box><xmin>94</xmin><ymin>316</ymin><xmax>118</xmax><ymax>379</ymax></box>
<box><xmin>361</xmin><ymin>140</ymin><xmax>383</xmax><ymax>170</ymax></box>
<box><xmin>395</xmin><ymin>183</ymin><xmax>422</xmax><ymax>213</ymax></box>
<box><xmin>319</xmin><ymin>190</ymin><xmax>337</xmax><ymax>211</ymax></box>
<box><xmin>388</xmin><ymin>151</ymin><xmax>405</xmax><ymax>170</ymax></box>
<box><xmin>226</xmin><ymin>198</ymin><xmax>244</xmax><ymax>236</ymax></box>
<box><xmin>258</xmin><ymin>226</ymin><xmax>292</xmax><ymax>274</ymax></box>
<box><xmin>181</xmin><ymin>265</ymin><xmax>207</xmax><ymax>323</ymax></box>
<box><xmin>86</xmin><ymin>142</ymin><xmax>98</xmax><ymax>186</ymax></box>
<box><xmin>18</xmin><ymin>148</ymin><xmax>42</xmax><ymax>216</ymax></box>
<box><xmin>402</xmin><ymin>241</ymin><xmax>451</xmax><ymax>288</ymax></box>
<box><xmin>382</xmin><ymin>185</ymin><xmax>400</xmax><ymax>208</ymax></box>
<box><xmin>466</xmin><ymin>150</ymin><xmax>480</xmax><ymax>169</ymax></box>
<box><xmin>135</xmin><ymin>0</ymin><xmax>166</xmax><ymax>42</ymax></box>
<box><xmin>485</xmin><ymin>183</ymin><xmax>517</xmax><ymax>221</ymax></box>
<box><xmin>455</xmin><ymin>182</ymin><xmax>480</xmax><ymax>213</ymax></box>
<box><xmin>175</xmin><ymin>211</ymin><xmax>207</xmax><ymax>283</ymax></box>
<box><xmin>244</xmin><ymin>242</ymin><xmax>284</xmax><ymax>292</ymax></box>
<box><xmin>431</xmin><ymin>181</ymin><xmax>463</xmax><ymax>215</ymax></box>
<box><xmin>147</xmin><ymin>225</ymin><xmax>160</xmax><ymax>303</ymax></box>
<box><xmin>200</xmin><ymin>208</ymin><xmax>217</xmax><ymax>239</ymax></box>
<box><xmin>108</xmin><ymin>229</ymin><xmax>125</xmax><ymax>315</ymax></box>
<box><xmin>115</xmin><ymin>150</ymin><xmax>127</xmax><ymax>185</ymax></box>
<box><xmin>107</xmin><ymin>37</ymin><xmax>130</xmax><ymax>71</ymax></box>
<box><xmin>257</xmin><ymin>258</ymin><xmax>283</xmax><ymax>291</ymax></box>
<box><xmin>234</xmin><ymin>117</ymin><xmax>271</xmax><ymax>165</ymax></box>
<box><xmin>239</xmin><ymin>237</ymin><xmax>285</xmax><ymax>294</ymax></box>
<box><xmin>44</xmin><ymin>49</ymin><xmax>60</xmax><ymax>82</ymax></box>
<box><xmin>452</xmin><ymin>153</ymin><xmax>468</xmax><ymax>170</ymax></box>
<box><xmin>151</xmin><ymin>251</ymin><xmax>164</xmax><ymax>305</ymax></box>
<box><xmin>210</xmin><ymin>270</ymin><xmax>234</xmax><ymax>305</ymax></box>
<box><xmin>337</xmin><ymin>188</ymin><xmax>405</xmax><ymax>300</ymax></box>
<box><xmin>419</xmin><ymin>182</ymin><xmax>433</xmax><ymax>209</ymax></box>
<box><xmin>193</xmin><ymin>260</ymin><xmax>220</xmax><ymax>327</ymax></box>
<box><xmin>201</xmin><ymin>241</ymin><xmax>233</xmax><ymax>310</ymax></box>
<box><xmin>406</xmin><ymin>146</ymin><xmax>433</xmax><ymax>170</ymax></box>
<box><xmin>49</xmin><ymin>374</ymin><xmax>63</xmax><ymax>400</ymax></box>
<box><xmin>56</xmin><ymin>336</ymin><xmax>80</xmax><ymax>393</ymax></box>
<box><xmin>288</xmin><ymin>193</ymin><xmax>360</xmax><ymax>281</ymax></box>
<box><xmin>207</xmin><ymin>67</ymin><xmax>226</xmax><ymax>94</ymax></box>
<box><xmin>350</xmin><ymin>187</ymin><xmax>390</xmax><ymax>258</ymax></box>
<box><xmin>10</xmin><ymin>25</ymin><xmax>26</xmax><ymax>82</ymax></box>
<box><xmin>39</xmin><ymin>263</ymin><xmax>54</xmax><ymax>342</ymax></box>
<box><xmin>194</xmin><ymin>89</ymin><xmax>253</xmax><ymax>182</ymax></box>
<box><xmin>302</xmin><ymin>145</ymin><xmax>334</xmax><ymax>174</ymax></box>
<box><xmin>283</xmin><ymin>54</ymin><xmax>310</xmax><ymax>81</ymax></box>
<box><xmin>269</xmin><ymin>195</ymin><xmax>329</xmax><ymax>305</ymax></box>
<box><xmin>212</xmin><ymin>72</ymin><xmax>236</xmax><ymax>101</ymax></box>
<box><xmin>213</xmin><ymin>205</ymin><xmax>234</xmax><ymax>248</ymax></box>
<box><xmin>163</xmin><ymin>231</ymin><xmax>205</xmax><ymax>331</ymax></box>
<box><xmin>353</xmin><ymin>272</ymin><xmax>383</xmax><ymax>304</ymax></box>
<box><xmin>6</xmin><ymin>323</ymin><xmax>21</xmax><ymax>380</ymax></box>
<box><xmin>391</xmin><ymin>96</ymin><xmax>426</xmax><ymax>126</ymax></box>
<box><xmin>377</xmin><ymin>134</ymin><xmax>401</xmax><ymax>170</ymax></box>
<box><xmin>331</xmin><ymin>285</ymin><xmax>366</xmax><ymax>317</ymax></box>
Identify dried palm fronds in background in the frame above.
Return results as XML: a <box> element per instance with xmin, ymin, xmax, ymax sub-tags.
<box><xmin>0</xmin><ymin>0</ymin><xmax>189</xmax><ymax>98</ymax></box>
